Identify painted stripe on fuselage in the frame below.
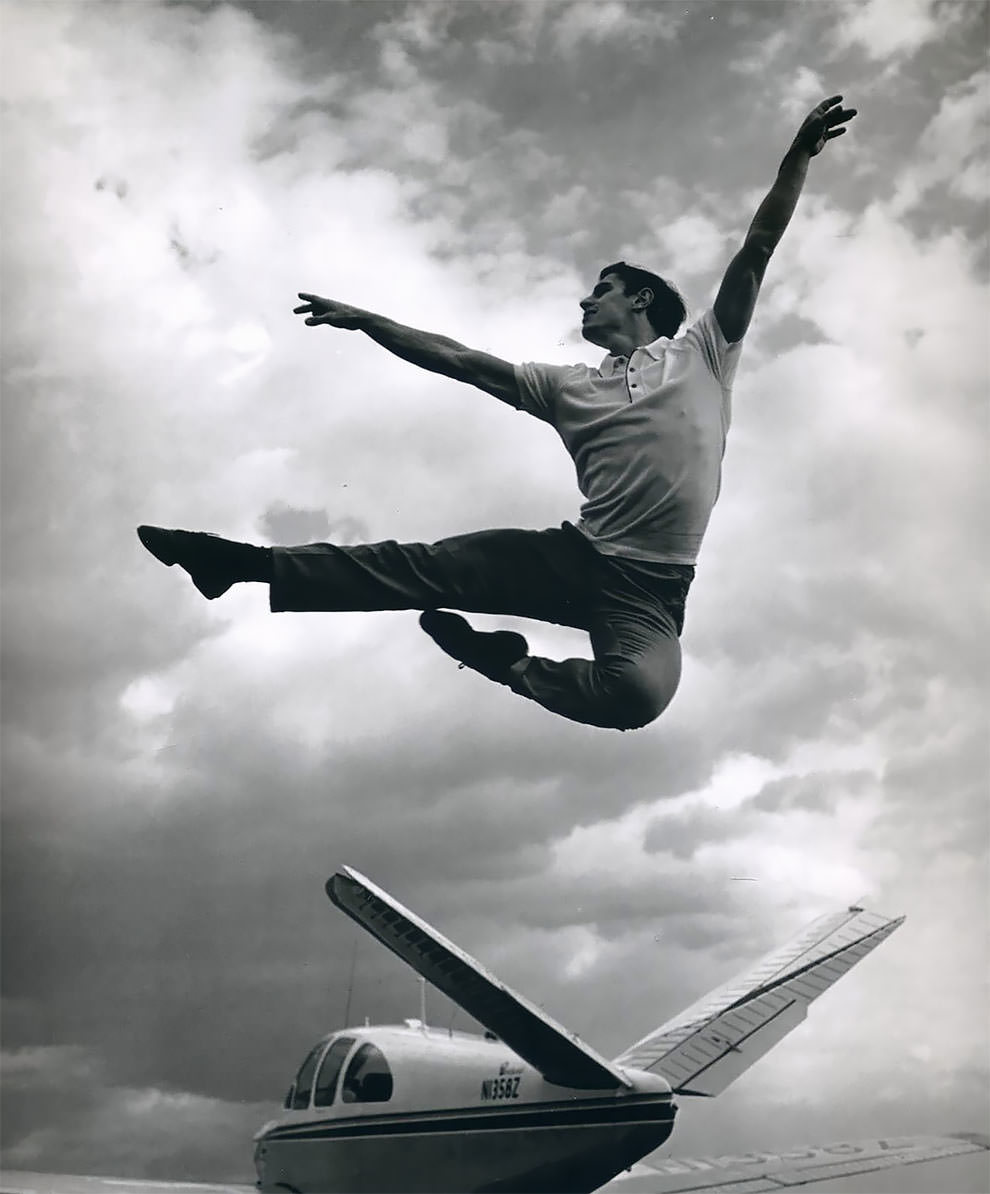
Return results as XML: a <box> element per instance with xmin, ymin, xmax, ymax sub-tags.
<box><xmin>260</xmin><ymin>1094</ymin><xmax>676</xmax><ymax>1144</ymax></box>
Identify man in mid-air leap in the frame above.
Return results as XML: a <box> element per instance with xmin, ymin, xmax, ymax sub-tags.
<box><xmin>139</xmin><ymin>97</ymin><xmax>855</xmax><ymax>731</ymax></box>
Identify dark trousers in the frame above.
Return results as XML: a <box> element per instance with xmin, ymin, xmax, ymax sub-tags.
<box><xmin>270</xmin><ymin>524</ymin><xmax>693</xmax><ymax>731</ymax></box>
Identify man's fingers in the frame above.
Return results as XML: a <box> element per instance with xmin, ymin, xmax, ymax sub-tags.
<box><xmin>293</xmin><ymin>304</ymin><xmax>314</xmax><ymax>314</ymax></box>
<box><xmin>824</xmin><ymin>127</ymin><xmax>846</xmax><ymax>141</ymax></box>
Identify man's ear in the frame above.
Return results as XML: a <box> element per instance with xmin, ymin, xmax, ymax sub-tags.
<box><xmin>633</xmin><ymin>287</ymin><xmax>655</xmax><ymax>311</ymax></box>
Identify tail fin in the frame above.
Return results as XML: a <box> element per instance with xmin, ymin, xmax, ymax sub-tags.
<box><xmin>613</xmin><ymin>906</ymin><xmax>903</xmax><ymax>1097</ymax></box>
<box><xmin>327</xmin><ymin>867</ymin><xmax>631</xmax><ymax>1090</ymax></box>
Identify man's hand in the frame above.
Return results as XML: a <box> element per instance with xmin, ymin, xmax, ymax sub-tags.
<box><xmin>293</xmin><ymin>293</ymin><xmax>368</xmax><ymax>329</ymax></box>
<box><xmin>712</xmin><ymin>94</ymin><xmax>855</xmax><ymax>343</ymax></box>
<box><xmin>288</xmin><ymin>297</ymin><xmax>521</xmax><ymax>406</ymax></box>
<box><xmin>789</xmin><ymin>95</ymin><xmax>857</xmax><ymax>158</ymax></box>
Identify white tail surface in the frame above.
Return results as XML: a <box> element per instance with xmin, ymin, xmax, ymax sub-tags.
<box><xmin>327</xmin><ymin>867</ymin><xmax>631</xmax><ymax>1090</ymax></box>
<box><xmin>613</xmin><ymin>906</ymin><xmax>904</xmax><ymax>1096</ymax></box>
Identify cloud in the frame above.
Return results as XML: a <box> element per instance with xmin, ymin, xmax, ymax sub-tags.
<box><xmin>548</xmin><ymin>1</ymin><xmax>686</xmax><ymax>53</ymax></box>
<box><xmin>779</xmin><ymin>66</ymin><xmax>829</xmax><ymax>121</ymax></box>
<box><xmin>830</xmin><ymin>0</ymin><xmax>946</xmax><ymax>61</ymax></box>
<box><xmin>729</xmin><ymin>29</ymin><xmax>790</xmax><ymax>78</ymax></box>
<box><xmin>891</xmin><ymin>69</ymin><xmax>990</xmax><ymax>214</ymax></box>
<box><xmin>258</xmin><ymin>501</ymin><xmax>370</xmax><ymax>545</ymax></box>
<box><xmin>469</xmin><ymin>0</ymin><xmax>686</xmax><ymax>66</ymax></box>
<box><xmin>649</xmin><ymin>211</ymin><xmax>733</xmax><ymax>281</ymax></box>
<box><xmin>749</xmin><ymin>770</ymin><xmax>872</xmax><ymax>814</ymax></box>
<box><xmin>0</xmin><ymin>1046</ymin><xmax>269</xmax><ymax>1182</ymax></box>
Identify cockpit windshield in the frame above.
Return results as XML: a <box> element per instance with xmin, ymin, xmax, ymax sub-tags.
<box><xmin>283</xmin><ymin>1035</ymin><xmax>391</xmax><ymax>1110</ymax></box>
<box><xmin>286</xmin><ymin>1041</ymin><xmax>325</xmax><ymax>1110</ymax></box>
<box><xmin>313</xmin><ymin>1035</ymin><xmax>355</xmax><ymax>1107</ymax></box>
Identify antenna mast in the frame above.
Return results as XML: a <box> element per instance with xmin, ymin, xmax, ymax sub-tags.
<box><xmin>342</xmin><ymin>934</ymin><xmax>358</xmax><ymax>1028</ymax></box>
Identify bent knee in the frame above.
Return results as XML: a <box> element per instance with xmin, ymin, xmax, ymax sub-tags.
<box><xmin>600</xmin><ymin>667</ymin><xmax>676</xmax><ymax>731</ymax></box>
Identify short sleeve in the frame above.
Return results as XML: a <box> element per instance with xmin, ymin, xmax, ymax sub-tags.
<box><xmin>684</xmin><ymin>308</ymin><xmax>744</xmax><ymax>390</ymax></box>
<box><xmin>513</xmin><ymin>361</ymin><xmax>572</xmax><ymax>421</ymax></box>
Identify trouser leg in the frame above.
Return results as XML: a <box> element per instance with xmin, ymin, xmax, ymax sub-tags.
<box><xmin>270</xmin><ymin>526</ymin><xmax>594</xmax><ymax>624</ymax></box>
<box><xmin>508</xmin><ymin>586</ymin><xmax>684</xmax><ymax>732</ymax></box>
<box><xmin>270</xmin><ymin>525</ymin><xmax>688</xmax><ymax>732</ymax></box>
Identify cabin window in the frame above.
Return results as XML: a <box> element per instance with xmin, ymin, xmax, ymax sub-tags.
<box><xmin>289</xmin><ymin>1042</ymin><xmax>326</xmax><ymax>1110</ymax></box>
<box><xmin>341</xmin><ymin>1042</ymin><xmax>393</xmax><ymax>1103</ymax></box>
<box><xmin>313</xmin><ymin>1036</ymin><xmax>355</xmax><ymax>1107</ymax></box>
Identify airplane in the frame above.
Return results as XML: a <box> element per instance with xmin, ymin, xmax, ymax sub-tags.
<box><xmin>2</xmin><ymin>867</ymin><xmax>987</xmax><ymax>1194</ymax></box>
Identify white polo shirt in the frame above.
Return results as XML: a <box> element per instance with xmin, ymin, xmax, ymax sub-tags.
<box><xmin>514</xmin><ymin>308</ymin><xmax>743</xmax><ymax>565</ymax></box>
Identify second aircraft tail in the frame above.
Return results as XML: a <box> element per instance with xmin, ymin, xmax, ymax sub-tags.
<box><xmin>612</xmin><ymin>905</ymin><xmax>904</xmax><ymax>1097</ymax></box>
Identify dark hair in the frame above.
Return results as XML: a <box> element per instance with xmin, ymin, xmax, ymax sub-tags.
<box><xmin>599</xmin><ymin>261</ymin><xmax>686</xmax><ymax>339</ymax></box>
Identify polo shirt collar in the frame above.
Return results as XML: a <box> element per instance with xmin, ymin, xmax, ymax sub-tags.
<box><xmin>599</xmin><ymin>333</ymin><xmax>671</xmax><ymax>372</ymax></box>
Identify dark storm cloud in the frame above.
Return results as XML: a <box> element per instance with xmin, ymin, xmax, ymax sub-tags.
<box><xmin>749</xmin><ymin>771</ymin><xmax>871</xmax><ymax>815</ymax></box>
<box><xmin>1</xmin><ymin>1045</ymin><xmax>268</xmax><ymax>1182</ymax></box>
<box><xmin>0</xmin><ymin>748</ymin><xmax>727</xmax><ymax>1104</ymax></box>
<box><xmin>0</xmin><ymin>613</ymin><xmax>748</xmax><ymax>1112</ymax></box>
<box><xmin>258</xmin><ymin>502</ymin><xmax>371</xmax><ymax>545</ymax></box>
<box><xmin>873</xmin><ymin>719</ymin><xmax>990</xmax><ymax>857</ymax></box>
<box><xmin>642</xmin><ymin>805</ymin><xmax>744</xmax><ymax>860</ymax></box>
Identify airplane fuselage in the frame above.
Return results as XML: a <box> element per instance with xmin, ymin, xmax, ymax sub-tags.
<box><xmin>253</xmin><ymin>1025</ymin><xmax>676</xmax><ymax>1194</ymax></box>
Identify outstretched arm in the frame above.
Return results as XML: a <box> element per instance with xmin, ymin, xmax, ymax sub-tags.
<box><xmin>292</xmin><ymin>295</ymin><xmax>521</xmax><ymax>408</ymax></box>
<box><xmin>713</xmin><ymin>95</ymin><xmax>856</xmax><ymax>344</ymax></box>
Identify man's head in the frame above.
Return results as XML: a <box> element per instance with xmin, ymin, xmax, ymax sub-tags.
<box><xmin>580</xmin><ymin>261</ymin><xmax>686</xmax><ymax>351</ymax></box>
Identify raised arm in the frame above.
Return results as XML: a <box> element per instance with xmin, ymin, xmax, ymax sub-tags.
<box><xmin>292</xmin><ymin>295</ymin><xmax>521</xmax><ymax>408</ymax></box>
<box><xmin>713</xmin><ymin>95</ymin><xmax>857</xmax><ymax>344</ymax></box>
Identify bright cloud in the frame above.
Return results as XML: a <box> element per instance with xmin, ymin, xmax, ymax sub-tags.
<box><xmin>891</xmin><ymin>68</ymin><xmax>990</xmax><ymax>213</ymax></box>
<box><xmin>549</xmin><ymin>0</ymin><xmax>686</xmax><ymax>52</ymax></box>
<box><xmin>831</xmin><ymin>0</ymin><xmax>945</xmax><ymax>61</ymax></box>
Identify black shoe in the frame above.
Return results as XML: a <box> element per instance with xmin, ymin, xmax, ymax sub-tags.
<box><xmin>137</xmin><ymin>526</ymin><xmax>261</xmax><ymax>600</ymax></box>
<box><xmin>419</xmin><ymin>611</ymin><xmax>528</xmax><ymax>683</ymax></box>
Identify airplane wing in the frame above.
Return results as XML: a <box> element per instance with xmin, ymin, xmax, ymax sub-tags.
<box><xmin>613</xmin><ymin>907</ymin><xmax>904</xmax><ymax>1097</ymax></box>
<box><xmin>326</xmin><ymin>866</ymin><xmax>631</xmax><ymax>1090</ymax></box>
<box><xmin>601</xmin><ymin>1132</ymin><xmax>990</xmax><ymax>1191</ymax></box>
<box><xmin>0</xmin><ymin>1175</ymin><xmax>254</xmax><ymax>1193</ymax></box>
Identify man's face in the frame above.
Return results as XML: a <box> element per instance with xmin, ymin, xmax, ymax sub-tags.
<box><xmin>579</xmin><ymin>273</ymin><xmax>636</xmax><ymax>347</ymax></box>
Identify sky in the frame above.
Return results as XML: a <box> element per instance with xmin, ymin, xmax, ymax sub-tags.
<box><xmin>1</xmin><ymin>0</ymin><xmax>988</xmax><ymax>1191</ymax></box>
